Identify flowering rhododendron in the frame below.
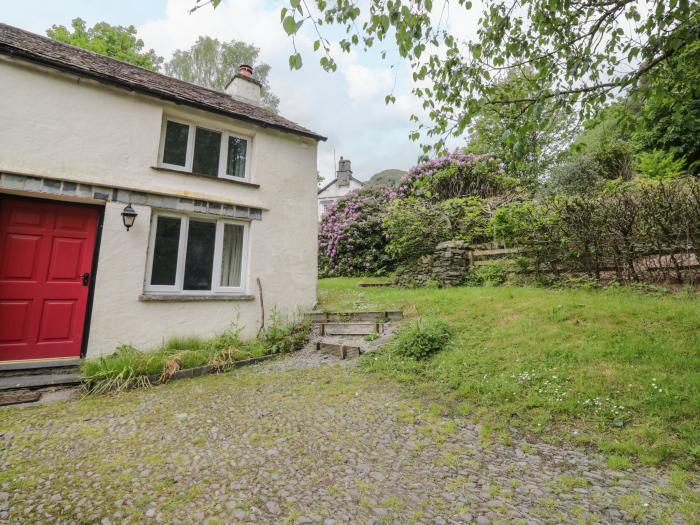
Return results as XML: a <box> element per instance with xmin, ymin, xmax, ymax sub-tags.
<box><xmin>318</xmin><ymin>186</ymin><xmax>396</xmax><ymax>277</ymax></box>
<box><xmin>318</xmin><ymin>151</ymin><xmax>511</xmax><ymax>276</ymax></box>
<box><xmin>397</xmin><ymin>150</ymin><xmax>510</xmax><ymax>201</ymax></box>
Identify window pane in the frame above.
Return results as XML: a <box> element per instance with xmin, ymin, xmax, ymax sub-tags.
<box><xmin>162</xmin><ymin>120</ymin><xmax>189</xmax><ymax>166</ymax></box>
<box><xmin>220</xmin><ymin>224</ymin><xmax>244</xmax><ymax>287</ymax></box>
<box><xmin>192</xmin><ymin>127</ymin><xmax>221</xmax><ymax>177</ymax></box>
<box><xmin>226</xmin><ymin>136</ymin><xmax>248</xmax><ymax>178</ymax></box>
<box><xmin>183</xmin><ymin>220</ymin><xmax>216</xmax><ymax>290</ymax></box>
<box><xmin>151</xmin><ymin>216</ymin><xmax>181</xmax><ymax>285</ymax></box>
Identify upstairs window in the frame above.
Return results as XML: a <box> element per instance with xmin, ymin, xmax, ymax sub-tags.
<box><xmin>159</xmin><ymin>117</ymin><xmax>250</xmax><ymax>181</ymax></box>
<box><xmin>145</xmin><ymin>213</ymin><xmax>249</xmax><ymax>295</ymax></box>
<box><xmin>162</xmin><ymin>121</ymin><xmax>189</xmax><ymax>167</ymax></box>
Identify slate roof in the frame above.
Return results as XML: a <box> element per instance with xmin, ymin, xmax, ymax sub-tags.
<box><xmin>0</xmin><ymin>23</ymin><xmax>326</xmax><ymax>142</ymax></box>
<box><xmin>317</xmin><ymin>176</ymin><xmax>365</xmax><ymax>195</ymax></box>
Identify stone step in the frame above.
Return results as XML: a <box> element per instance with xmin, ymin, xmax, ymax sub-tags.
<box><xmin>318</xmin><ymin>322</ymin><xmax>385</xmax><ymax>336</ymax></box>
<box><xmin>306</xmin><ymin>311</ymin><xmax>402</xmax><ymax>323</ymax></box>
<box><xmin>316</xmin><ymin>342</ymin><xmax>361</xmax><ymax>359</ymax></box>
<box><xmin>0</xmin><ymin>373</ymin><xmax>82</xmax><ymax>391</ymax></box>
<box><xmin>0</xmin><ymin>358</ymin><xmax>82</xmax><ymax>377</ymax></box>
<box><xmin>357</xmin><ymin>282</ymin><xmax>393</xmax><ymax>288</ymax></box>
<box><xmin>0</xmin><ymin>390</ymin><xmax>42</xmax><ymax>407</ymax></box>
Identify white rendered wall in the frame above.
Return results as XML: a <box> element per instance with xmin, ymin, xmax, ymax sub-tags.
<box><xmin>0</xmin><ymin>57</ymin><xmax>319</xmax><ymax>357</ymax></box>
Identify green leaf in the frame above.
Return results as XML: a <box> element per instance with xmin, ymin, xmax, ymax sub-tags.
<box><xmin>313</xmin><ymin>40</ymin><xmax>321</xmax><ymax>51</ymax></box>
<box><xmin>283</xmin><ymin>16</ymin><xmax>297</xmax><ymax>35</ymax></box>
<box><xmin>290</xmin><ymin>0</ymin><xmax>302</xmax><ymax>14</ymax></box>
<box><xmin>289</xmin><ymin>52</ymin><xmax>303</xmax><ymax>70</ymax></box>
<box><xmin>380</xmin><ymin>14</ymin><xmax>390</xmax><ymax>33</ymax></box>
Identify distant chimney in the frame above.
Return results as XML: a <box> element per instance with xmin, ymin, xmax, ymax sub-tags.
<box><xmin>336</xmin><ymin>157</ymin><xmax>352</xmax><ymax>187</ymax></box>
<box><xmin>224</xmin><ymin>64</ymin><xmax>262</xmax><ymax>106</ymax></box>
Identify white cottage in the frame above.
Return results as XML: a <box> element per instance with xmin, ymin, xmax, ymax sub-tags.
<box><xmin>0</xmin><ymin>24</ymin><xmax>325</xmax><ymax>365</ymax></box>
<box><xmin>317</xmin><ymin>157</ymin><xmax>364</xmax><ymax>219</ymax></box>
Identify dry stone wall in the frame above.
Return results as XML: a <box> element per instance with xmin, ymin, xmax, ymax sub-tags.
<box><xmin>395</xmin><ymin>241</ymin><xmax>517</xmax><ymax>287</ymax></box>
<box><xmin>395</xmin><ymin>241</ymin><xmax>471</xmax><ymax>287</ymax></box>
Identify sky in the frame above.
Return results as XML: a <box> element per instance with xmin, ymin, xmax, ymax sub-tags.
<box><xmin>1</xmin><ymin>0</ymin><xmax>477</xmax><ymax>183</ymax></box>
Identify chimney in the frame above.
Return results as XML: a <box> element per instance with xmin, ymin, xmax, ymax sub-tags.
<box><xmin>224</xmin><ymin>64</ymin><xmax>262</xmax><ymax>106</ymax></box>
<box><xmin>336</xmin><ymin>157</ymin><xmax>352</xmax><ymax>187</ymax></box>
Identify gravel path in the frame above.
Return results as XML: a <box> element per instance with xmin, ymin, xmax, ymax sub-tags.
<box><xmin>0</xmin><ymin>356</ymin><xmax>691</xmax><ymax>524</ymax></box>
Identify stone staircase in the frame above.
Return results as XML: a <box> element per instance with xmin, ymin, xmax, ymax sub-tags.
<box><xmin>0</xmin><ymin>359</ymin><xmax>82</xmax><ymax>406</ymax></box>
<box><xmin>306</xmin><ymin>311</ymin><xmax>403</xmax><ymax>360</ymax></box>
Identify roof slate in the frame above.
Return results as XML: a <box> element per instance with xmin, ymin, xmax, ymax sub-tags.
<box><xmin>0</xmin><ymin>23</ymin><xmax>326</xmax><ymax>141</ymax></box>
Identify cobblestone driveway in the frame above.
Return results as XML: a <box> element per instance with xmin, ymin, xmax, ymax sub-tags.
<box><xmin>0</xmin><ymin>354</ymin><xmax>690</xmax><ymax>524</ymax></box>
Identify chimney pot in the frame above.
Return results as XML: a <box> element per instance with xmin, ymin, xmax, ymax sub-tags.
<box><xmin>239</xmin><ymin>64</ymin><xmax>253</xmax><ymax>77</ymax></box>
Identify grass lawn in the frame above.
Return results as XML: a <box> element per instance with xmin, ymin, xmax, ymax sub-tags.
<box><xmin>319</xmin><ymin>278</ymin><xmax>700</xmax><ymax>469</ymax></box>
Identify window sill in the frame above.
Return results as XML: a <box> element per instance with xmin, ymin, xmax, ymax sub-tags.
<box><xmin>139</xmin><ymin>294</ymin><xmax>255</xmax><ymax>302</ymax></box>
<box><xmin>151</xmin><ymin>166</ymin><xmax>260</xmax><ymax>188</ymax></box>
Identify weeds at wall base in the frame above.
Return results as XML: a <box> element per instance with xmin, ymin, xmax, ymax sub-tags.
<box><xmin>81</xmin><ymin>317</ymin><xmax>311</xmax><ymax>394</ymax></box>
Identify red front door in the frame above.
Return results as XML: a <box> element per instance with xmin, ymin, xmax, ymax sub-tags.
<box><xmin>0</xmin><ymin>198</ymin><xmax>100</xmax><ymax>361</ymax></box>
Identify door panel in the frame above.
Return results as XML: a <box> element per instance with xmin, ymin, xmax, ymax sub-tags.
<box><xmin>0</xmin><ymin>198</ymin><xmax>100</xmax><ymax>361</ymax></box>
<box><xmin>0</xmin><ymin>301</ymin><xmax>30</xmax><ymax>342</ymax></box>
<box><xmin>1</xmin><ymin>234</ymin><xmax>41</xmax><ymax>279</ymax></box>
<box><xmin>47</xmin><ymin>238</ymin><xmax>84</xmax><ymax>281</ymax></box>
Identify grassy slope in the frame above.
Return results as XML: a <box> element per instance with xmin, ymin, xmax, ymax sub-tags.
<box><xmin>319</xmin><ymin>278</ymin><xmax>700</xmax><ymax>468</ymax></box>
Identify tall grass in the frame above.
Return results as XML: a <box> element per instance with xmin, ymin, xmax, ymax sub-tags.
<box><xmin>82</xmin><ymin>318</ymin><xmax>310</xmax><ymax>393</ymax></box>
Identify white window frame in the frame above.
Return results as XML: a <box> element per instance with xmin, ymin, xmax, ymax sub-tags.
<box><xmin>144</xmin><ymin>212</ymin><xmax>250</xmax><ymax>295</ymax></box>
<box><xmin>157</xmin><ymin>116</ymin><xmax>252</xmax><ymax>182</ymax></box>
<box><xmin>158</xmin><ymin>117</ymin><xmax>195</xmax><ymax>173</ymax></box>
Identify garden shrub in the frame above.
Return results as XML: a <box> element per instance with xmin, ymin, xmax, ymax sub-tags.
<box><xmin>465</xmin><ymin>261</ymin><xmax>510</xmax><ymax>286</ymax></box>
<box><xmin>381</xmin><ymin>150</ymin><xmax>518</xmax><ymax>273</ymax></box>
<box><xmin>384</xmin><ymin>196</ymin><xmax>490</xmax><ymax>265</ymax></box>
<box><xmin>636</xmin><ymin>149</ymin><xmax>687</xmax><ymax>180</ymax></box>
<box><xmin>397</xmin><ymin>150</ymin><xmax>516</xmax><ymax>201</ymax></box>
<box><xmin>542</xmin><ymin>141</ymin><xmax>635</xmax><ymax>196</ymax></box>
<box><xmin>318</xmin><ymin>185</ymin><xmax>395</xmax><ymax>277</ymax></box>
<box><xmin>394</xmin><ymin>319</ymin><xmax>453</xmax><ymax>360</ymax></box>
<box><xmin>491</xmin><ymin>200</ymin><xmax>564</xmax><ymax>276</ymax></box>
<box><xmin>492</xmin><ymin>178</ymin><xmax>700</xmax><ymax>284</ymax></box>
<box><xmin>594</xmin><ymin>141</ymin><xmax>636</xmax><ymax>181</ymax></box>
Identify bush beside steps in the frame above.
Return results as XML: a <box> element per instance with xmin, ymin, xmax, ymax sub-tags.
<box><xmin>82</xmin><ymin>317</ymin><xmax>310</xmax><ymax>394</ymax></box>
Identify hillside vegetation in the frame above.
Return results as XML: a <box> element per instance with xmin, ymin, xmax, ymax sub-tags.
<box><xmin>367</xmin><ymin>169</ymin><xmax>407</xmax><ymax>188</ymax></box>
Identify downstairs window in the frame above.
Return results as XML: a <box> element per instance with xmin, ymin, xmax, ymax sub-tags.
<box><xmin>145</xmin><ymin>213</ymin><xmax>248</xmax><ymax>294</ymax></box>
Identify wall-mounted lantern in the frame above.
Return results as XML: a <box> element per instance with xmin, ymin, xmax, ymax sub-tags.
<box><xmin>121</xmin><ymin>203</ymin><xmax>138</xmax><ymax>231</ymax></box>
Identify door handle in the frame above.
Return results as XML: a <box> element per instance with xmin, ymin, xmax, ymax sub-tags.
<box><xmin>82</xmin><ymin>272</ymin><xmax>90</xmax><ymax>286</ymax></box>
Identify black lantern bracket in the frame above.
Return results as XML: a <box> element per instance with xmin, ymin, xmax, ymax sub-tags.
<box><xmin>121</xmin><ymin>203</ymin><xmax>138</xmax><ymax>231</ymax></box>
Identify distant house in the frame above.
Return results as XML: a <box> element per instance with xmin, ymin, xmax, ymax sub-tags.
<box><xmin>0</xmin><ymin>23</ymin><xmax>325</xmax><ymax>364</ymax></box>
<box><xmin>317</xmin><ymin>157</ymin><xmax>364</xmax><ymax>219</ymax></box>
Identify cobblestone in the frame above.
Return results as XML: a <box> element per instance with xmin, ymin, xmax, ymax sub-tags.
<box><xmin>0</xmin><ymin>359</ymin><xmax>688</xmax><ymax>524</ymax></box>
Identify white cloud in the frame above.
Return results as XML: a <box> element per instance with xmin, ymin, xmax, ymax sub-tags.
<box><xmin>137</xmin><ymin>0</ymin><xmax>441</xmax><ymax>182</ymax></box>
<box><xmin>139</xmin><ymin>0</ymin><xmax>287</xmax><ymax>58</ymax></box>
